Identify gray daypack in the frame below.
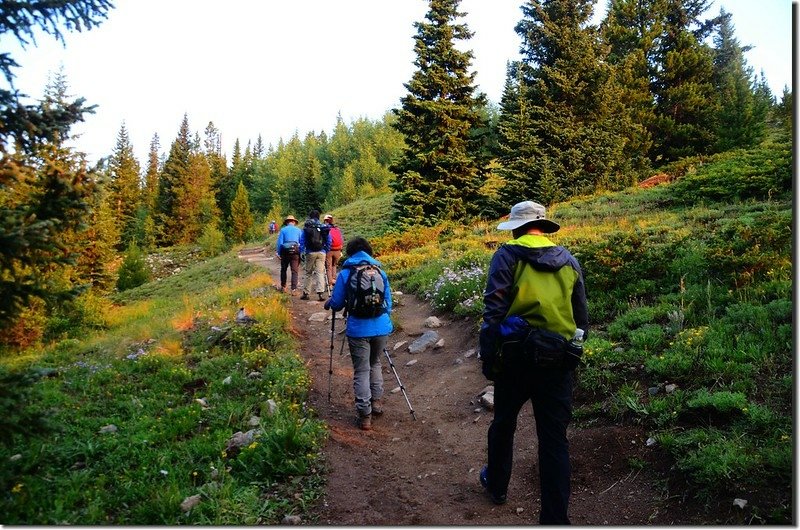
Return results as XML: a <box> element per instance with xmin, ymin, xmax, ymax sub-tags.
<box><xmin>345</xmin><ymin>262</ymin><xmax>387</xmax><ymax>318</ymax></box>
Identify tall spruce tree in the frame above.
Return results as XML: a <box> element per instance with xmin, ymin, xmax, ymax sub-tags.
<box><xmin>229</xmin><ymin>181</ymin><xmax>253</xmax><ymax>243</ymax></box>
<box><xmin>174</xmin><ymin>149</ymin><xmax>219</xmax><ymax>244</ymax></box>
<box><xmin>0</xmin><ymin>0</ymin><xmax>112</xmax><ymax>327</ymax></box>
<box><xmin>650</xmin><ymin>0</ymin><xmax>717</xmax><ymax>161</ymax></box>
<box><xmin>143</xmin><ymin>133</ymin><xmax>160</xmax><ymax>210</ymax></box>
<box><xmin>499</xmin><ymin>0</ymin><xmax>632</xmax><ymax>206</ymax></box>
<box><xmin>601</xmin><ymin>0</ymin><xmax>665</xmax><ymax>173</ymax></box>
<box><xmin>107</xmin><ymin>122</ymin><xmax>142</xmax><ymax>248</ymax></box>
<box><xmin>216</xmin><ymin>138</ymin><xmax>242</xmax><ymax>224</ymax></box>
<box><xmin>712</xmin><ymin>9</ymin><xmax>768</xmax><ymax>151</ymax></box>
<box><xmin>391</xmin><ymin>0</ymin><xmax>488</xmax><ymax>227</ymax></box>
<box><xmin>74</xmin><ymin>186</ymin><xmax>119</xmax><ymax>291</ymax></box>
<box><xmin>155</xmin><ymin>114</ymin><xmax>191</xmax><ymax>245</ymax></box>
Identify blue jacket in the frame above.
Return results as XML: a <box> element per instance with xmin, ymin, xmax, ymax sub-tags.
<box><xmin>275</xmin><ymin>224</ymin><xmax>302</xmax><ymax>257</ymax></box>
<box><xmin>326</xmin><ymin>251</ymin><xmax>393</xmax><ymax>338</ymax></box>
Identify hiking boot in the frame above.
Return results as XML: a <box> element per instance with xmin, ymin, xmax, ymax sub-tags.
<box><xmin>291</xmin><ymin>289</ymin><xmax>298</xmax><ymax>297</ymax></box>
<box><xmin>279</xmin><ymin>286</ymin><xmax>285</xmax><ymax>293</ymax></box>
<box><xmin>317</xmin><ymin>292</ymin><xmax>325</xmax><ymax>301</ymax></box>
<box><xmin>300</xmin><ymin>292</ymin><xmax>309</xmax><ymax>300</ymax></box>
<box><xmin>480</xmin><ymin>466</ymin><xmax>507</xmax><ymax>505</ymax></box>
<box><xmin>358</xmin><ymin>415</ymin><xmax>372</xmax><ymax>431</ymax></box>
<box><xmin>371</xmin><ymin>399</ymin><xmax>383</xmax><ymax>416</ymax></box>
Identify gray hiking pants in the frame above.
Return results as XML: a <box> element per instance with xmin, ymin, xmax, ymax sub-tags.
<box><xmin>303</xmin><ymin>251</ymin><xmax>326</xmax><ymax>294</ymax></box>
<box><xmin>347</xmin><ymin>335</ymin><xmax>386</xmax><ymax>417</ymax></box>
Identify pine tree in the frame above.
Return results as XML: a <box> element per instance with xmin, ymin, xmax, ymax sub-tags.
<box><xmin>774</xmin><ymin>86</ymin><xmax>792</xmax><ymax>137</ymax></box>
<box><xmin>601</xmin><ymin>0</ymin><xmax>663</xmax><ymax>172</ymax></box>
<box><xmin>116</xmin><ymin>243</ymin><xmax>151</xmax><ymax>292</ymax></box>
<box><xmin>711</xmin><ymin>9</ymin><xmax>769</xmax><ymax>151</ymax></box>
<box><xmin>495</xmin><ymin>62</ymin><xmax>538</xmax><ymax>205</ymax></box>
<box><xmin>142</xmin><ymin>133</ymin><xmax>160</xmax><ymax>210</ymax></box>
<box><xmin>298</xmin><ymin>134</ymin><xmax>323</xmax><ymax>215</ymax></box>
<box><xmin>230</xmin><ymin>181</ymin><xmax>253</xmax><ymax>243</ymax></box>
<box><xmin>155</xmin><ymin>114</ymin><xmax>191</xmax><ymax>245</ymax></box>
<box><xmin>107</xmin><ymin>122</ymin><xmax>142</xmax><ymax>248</ymax></box>
<box><xmin>0</xmin><ymin>0</ymin><xmax>112</xmax><ymax>327</ymax></box>
<box><xmin>650</xmin><ymin>0</ymin><xmax>717</xmax><ymax>161</ymax></box>
<box><xmin>499</xmin><ymin>0</ymin><xmax>632</xmax><ymax>205</ymax></box>
<box><xmin>203</xmin><ymin>121</ymin><xmax>228</xmax><ymax>216</ymax></box>
<box><xmin>75</xmin><ymin>186</ymin><xmax>119</xmax><ymax>291</ymax></box>
<box><xmin>216</xmin><ymin>138</ymin><xmax>242</xmax><ymax>224</ymax></box>
<box><xmin>253</xmin><ymin>134</ymin><xmax>265</xmax><ymax>160</ymax></box>
<box><xmin>174</xmin><ymin>150</ymin><xmax>219</xmax><ymax>243</ymax></box>
<box><xmin>391</xmin><ymin>0</ymin><xmax>488</xmax><ymax>227</ymax></box>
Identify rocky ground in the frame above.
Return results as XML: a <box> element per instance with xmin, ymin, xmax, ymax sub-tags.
<box><xmin>239</xmin><ymin>247</ymin><xmax>749</xmax><ymax>525</ymax></box>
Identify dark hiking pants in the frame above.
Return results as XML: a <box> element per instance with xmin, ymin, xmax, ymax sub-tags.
<box><xmin>487</xmin><ymin>365</ymin><xmax>573</xmax><ymax>524</ymax></box>
<box><xmin>280</xmin><ymin>252</ymin><xmax>300</xmax><ymax>290</ymax></box>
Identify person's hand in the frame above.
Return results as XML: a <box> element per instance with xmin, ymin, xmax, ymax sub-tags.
<box><xmin>323</xmin><ymin>300</ymin><xmax>331</xmax><ymax>311</ymax></box>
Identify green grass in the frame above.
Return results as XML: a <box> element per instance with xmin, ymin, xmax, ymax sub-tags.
<box><xmin>0</xmin><ymin>253</ymin><xmax>326</xmax><ymax>524</ymax></box>
<box><xmin>373</xmin><ymin>140</ymin><xmax>793</xmax><ymax>519</ymax></box>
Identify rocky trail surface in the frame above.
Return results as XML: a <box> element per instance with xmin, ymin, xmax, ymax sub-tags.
<box><xmin>239</xmin><ymin>247</ymin><xmax>739</xmax><ymax>525</ymax></box>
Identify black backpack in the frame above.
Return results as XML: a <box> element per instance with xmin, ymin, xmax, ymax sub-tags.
<box><xmin>345</xmin><ymin>262</ymin><xmax>387</xmax><ymax>318</ymax></box>
<box><xmin>303</xmin><ymin>220</ymin><xmax>330</xmax><ymax>252</ymax></box>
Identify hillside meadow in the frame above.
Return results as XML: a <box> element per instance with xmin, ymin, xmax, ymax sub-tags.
<box><xmin>0</xmin><ymin>139</ymin><xmax>793</xmax><ymax>524</ymax></box>
<box><xmin>355</xmin><ymin>140</ymin><xmax>792</xmax><ymax>522</ymax></box>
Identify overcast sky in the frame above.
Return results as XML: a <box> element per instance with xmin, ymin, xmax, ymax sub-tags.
<box><xmin>4</xmin><ymin>0</ymin><xmax>794</xmax><ymax>165</ymax></box>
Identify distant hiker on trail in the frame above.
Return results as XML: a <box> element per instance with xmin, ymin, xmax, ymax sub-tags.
<box><xmin>324</xmin><ymin>236</ymin><xmax>393</xmax><ymax>431</ymax></box>
<box><xmin>323</xmin><ymin>214</ymin><xmax>344</xmax><ymax>289</ymax></box>
<box><xmin>478</xmin><ymin>200</ymin><xmax>588</xmax><ymax>524</ymax></box>
<box><xmin>275</xmin><ymin>215</ymin><xmax>302</xmax><ymax>294</ymax></box>
<box><xmin>269</xmin><ymin>220</ymin><xmax>277</xmax><ymax>235</ymax></box>
<box><xmin>299</xmin><ymin>209</ymin><xmax>332</xmax><ymax>301</ymax></box>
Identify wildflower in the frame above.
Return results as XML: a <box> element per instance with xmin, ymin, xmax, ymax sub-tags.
<box><xmin>11</xmin><ymin>483</ymin><xmax>23</xmax><ymax>493</ymax></box>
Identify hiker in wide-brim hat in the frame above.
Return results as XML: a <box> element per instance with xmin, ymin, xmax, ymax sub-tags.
<box><xmin>276</xmin><ymin>215</ymin><xmax>302</xmax><ymax>294</ymax></box>
<box><xmin>478</xmin><ymin>199</ymin><xmax>587</xmax><ymax>524</ymax></box>
<box><xmin>496</xmin><ymin>200</ymin><xmax>560</xmax><ymax>233</ymax></box>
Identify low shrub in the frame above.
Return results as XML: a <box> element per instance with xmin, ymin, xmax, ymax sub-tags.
<box><xmin>117</xmin><ymin>244</ymin><xmax>151</xmax><ymax>292</ymax></box>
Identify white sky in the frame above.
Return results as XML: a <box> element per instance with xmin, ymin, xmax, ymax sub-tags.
<box><xmin>3</xmin><ymin>0</ymin><xmax>794</xmax><ymax>165</ymax></box>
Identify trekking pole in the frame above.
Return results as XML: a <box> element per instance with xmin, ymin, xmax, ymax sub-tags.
<box><xmin>324</xmin><ymin>263</ymin><xmax>331</xmax><ymax>296</ymax></box>
<box><xmin>328</xmin><ymin>309</ymin><xmax>336</xmax><ymax>403</ymax></box>
<box><xmin>383</xmin><ymin>347</ymin><xmax>417</xmax><ymax>420</ymax></box>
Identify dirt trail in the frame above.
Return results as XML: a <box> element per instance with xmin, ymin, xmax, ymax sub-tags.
<box><xmin>238</xmin><ymin>247</ymin><xmax>726</xmax><ymax>525</ymax></box>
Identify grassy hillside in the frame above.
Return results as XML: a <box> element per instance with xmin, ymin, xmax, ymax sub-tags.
<box><xmin>368</xmin><ymin>140</ymin><xmax>792</xmax><ymax>522</ymax></box>
<box><xmin>0</xmin><ymin>254</ymin><xmax>325</xmax><ymax>524</ymax></box>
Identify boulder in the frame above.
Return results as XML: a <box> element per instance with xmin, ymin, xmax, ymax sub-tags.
<box><xmin>424</xmin><ymin>316</ymin><xmax>442</xmax><ymax>328</ymax></box>
<box><xmin>308</xmin><ymin>312</ymin><xmax>327</xmax><ymax>322</ymax></box>
<box><xmin>408</xmin><ymin>331</ymin><xmax>440</xmax><ymax>354</ymax></box>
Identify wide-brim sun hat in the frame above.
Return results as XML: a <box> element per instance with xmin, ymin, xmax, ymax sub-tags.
<box><xmin>497</xmin><ymin>201</ymin><xmax>560</xmax><ymax>233</ymax></box>
<box><xmin>283</xmin><ymin>214</ymin><xmax>298</xmax><ymax>225</ymax></box>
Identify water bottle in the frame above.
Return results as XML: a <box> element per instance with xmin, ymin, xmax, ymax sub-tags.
<box><xmin>569</xmin><ymin>328</ymin><xmax>585</xmax><ymax>354</ymax></box>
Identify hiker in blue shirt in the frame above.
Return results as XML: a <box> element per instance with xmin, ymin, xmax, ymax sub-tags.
<box><xmin>324</xmin><ymin>237</ymin><xmax>393</xmax><ymax>431</ymax></box>
<box><xmin>275</xmin><ymin>215</ymin><xmax>302</xmax><ymax>294</ymax></box>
